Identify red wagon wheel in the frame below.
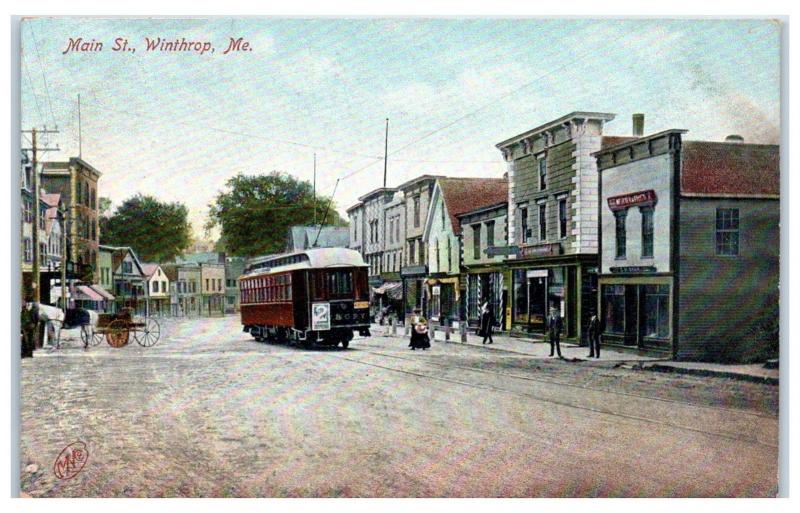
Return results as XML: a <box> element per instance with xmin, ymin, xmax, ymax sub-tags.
<box><xmin>106</xmin><ymin>319</ymin><xmax>130</xmax><ymax>348</ymax></box>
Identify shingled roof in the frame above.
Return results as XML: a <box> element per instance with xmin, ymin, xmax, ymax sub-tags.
<box><xmin>681</xmin><ymin>141</ymin><xmax>780</xmax><ymax>197</ymax></box>
<box><xmin>438</xmin><ymin>177</ymin><xmax>508</xmax><ymax>235</ymax></box>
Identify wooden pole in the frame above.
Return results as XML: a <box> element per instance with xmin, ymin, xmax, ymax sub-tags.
<box><xmin>31</xmin><ymin>129</ymin><xmax>40</xmax><ymax>303</ymax></box>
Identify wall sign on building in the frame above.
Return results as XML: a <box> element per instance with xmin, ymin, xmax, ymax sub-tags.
<box><xmin>607</xmin><ymin>190</ymin><xmax>657</xmax><ymax>211</ymax></box>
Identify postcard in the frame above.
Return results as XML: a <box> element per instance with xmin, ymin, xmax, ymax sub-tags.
<box><xmin>17</xmin><ymin>17</ymin><xmax>781</xmax><ymax>498</ymax></box>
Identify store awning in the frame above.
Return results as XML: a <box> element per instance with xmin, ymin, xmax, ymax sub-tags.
<box><xmin>75</xmin><ymin>285</ymin><xmax>104</xmax><ymax>302</ymax></box>
<box><xmin>89</xmin><ymin>284</ymin><xmax>115</xmax><ymax>301</ymax></box>
<box><xmin>372</xmin><ymin>281</ymin><xmax>402</xmax><ymax>300</ymax></box>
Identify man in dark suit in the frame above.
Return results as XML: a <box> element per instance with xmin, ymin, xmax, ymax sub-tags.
<box><xmin>547</xmin><ymin>308</ymin><xmax>563</xmax><ymax>358</ymax></box>
<box><xmin>587</xmin><ymin>313</ymin><xmax>602</xmax><ymax>358</ymax></box>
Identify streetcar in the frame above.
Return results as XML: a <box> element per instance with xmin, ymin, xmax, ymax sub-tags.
<box><xmin>239</xmin><ymin>248</ymin><xmax>371</xmax><ymax>348</ymax></box>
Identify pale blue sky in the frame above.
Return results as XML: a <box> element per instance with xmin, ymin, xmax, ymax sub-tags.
<box><xmin>21</xmin><ymin>18</ymin><xmax>780</xmax><ymax>239</ymax></box>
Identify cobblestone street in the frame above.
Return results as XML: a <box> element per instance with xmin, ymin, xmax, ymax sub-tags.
<box><xmin>20</xmin><ymin>315</ymin><xmax>779</xmax><ymax>497</ymax></box>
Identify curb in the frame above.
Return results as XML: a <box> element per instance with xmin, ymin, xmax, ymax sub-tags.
<box><xmin>642</xmin><ymin>363</ymin><xmax>779</xmax><ymax>385</ymax></box>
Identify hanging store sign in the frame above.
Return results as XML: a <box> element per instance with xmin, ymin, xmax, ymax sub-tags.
<box><xmin>607</xmin><ymin>189</ymin><xmax>657</xmax><ymax>211</ymax></box>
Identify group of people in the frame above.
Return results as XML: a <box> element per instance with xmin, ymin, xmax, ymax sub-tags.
<box><xmin>404</xmin><ymin>298</ymin><xmax>603</xmax><ymax>358</ymax></box>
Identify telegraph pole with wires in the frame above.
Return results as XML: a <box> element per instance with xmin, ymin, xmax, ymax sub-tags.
<box><xmin>21</xmin><ymin>126</ymin><xmax>59</xmax><ymax>303</ymax></box>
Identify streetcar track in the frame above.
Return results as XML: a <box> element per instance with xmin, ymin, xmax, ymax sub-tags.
<box><xmin>328</xmin><ymin>351</ymin><xmax>778</xmax><ymax>450</ymax></box>
<box><xmin>352</xmin><ymin>344</ymin><xmax>777</xmax><ymax>420</ymax></box>
<box><xmin>46</xmin><ymin>333</ymin><xmax>778</xmax><ymax>449</ymax></box>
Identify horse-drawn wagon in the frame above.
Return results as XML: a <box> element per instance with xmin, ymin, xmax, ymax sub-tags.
<box><xmin>55</xmin><ymin>307</ymin><xmax>161</xmax><ymax>348</ymax></box>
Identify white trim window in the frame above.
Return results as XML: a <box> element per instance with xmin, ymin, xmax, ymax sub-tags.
<box><xmin>715</xmin><ymin>208</ymin><xmax>739</xmax><ymax>256</ymax></box>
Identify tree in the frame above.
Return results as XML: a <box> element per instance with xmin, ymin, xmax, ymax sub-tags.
<box><xmin>100</xmin><ymin>194</ymin><xmax>192</xmax><ymax>262</ymax></box>
<box><xmin>206</xmin><ymin>172</ymin><xmax>346</xmax><ymax>257</ymax></box>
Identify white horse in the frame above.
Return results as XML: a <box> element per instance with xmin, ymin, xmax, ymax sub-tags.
<box><xmin>26</xmin><ymin>303</ymin><xmax>99</xmax><ymax>349</ymax></box>
<box><xmin>26</xmin><ymin>302</ymin><xmax>64</xmax><ymax>348</ymax></box>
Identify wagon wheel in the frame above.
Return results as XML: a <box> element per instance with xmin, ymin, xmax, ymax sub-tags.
<box><xmin>106</xmin><ymin>319</ymin><xmax>130</xmax><ymax>348</ymax></box>
<box><xmin>134</xmin><ymin>318</ymin><xmax>161</xmax><ymax>347</ymax></box>
<box><xmin>80</xmin><ymin>325</ymin><xmax>92</xmax><ymax>347</ymax></box>
<box><xmin>90</xmin><ymin>330</ymin><xmax>104</xmax><ymax>346</ymax></box>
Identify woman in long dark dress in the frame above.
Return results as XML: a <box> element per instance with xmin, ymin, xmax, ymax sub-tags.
<box><xmin>411</xmin><ymin>319</ymin><xmax>431</xmax><ymax>350</ymax></box>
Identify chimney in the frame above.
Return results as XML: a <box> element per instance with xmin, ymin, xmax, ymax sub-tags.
<box><xmin>725</xmin><ymin>134</ymin><xmax>744</xmax><ymax>144</ymax></box>
<box><xmin>632</xmin><ymin>113</ymin><xmax>645</xmax><ymax>137</ymax></box>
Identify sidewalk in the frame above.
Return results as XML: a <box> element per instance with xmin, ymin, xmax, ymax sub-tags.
<box><xmin>374</xmin><ymin>323</ymin><xmax>661</xmax><ymax>362</ymax></box>
<box><xmin>373</xmin><ymin>323</ymin><xmax>779</xmax><ymax>384</ymax></box>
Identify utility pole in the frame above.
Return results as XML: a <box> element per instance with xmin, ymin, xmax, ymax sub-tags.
<box><xmin>313</xmin><ymin>152</ymin><xmax>317</xmax><ymax>227</ymax></box>
<box><xmin>383</xmin><ymin>118</ymin><xmax>389</xmax><ymax>188</ymax></box>
<box><xmin>22</xmin><ymin>127</ymin><xmax>59</xmax><ymax>303</ymax></box>
<box><xmin>78</xmin><ymin>94</ymin><xmax>82</xmax><ymax>159</ymax></box>
<box><xmin>60</xmin><ymin>205</ymin><xmax>67</xmax><ymax>310</ymax></box>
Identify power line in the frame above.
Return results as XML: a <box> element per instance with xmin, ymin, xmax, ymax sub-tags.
<box><xmin>21</xmin><ymin>59</ymin><xmax>46</xmax><ymax>126</ymax></box>
<box><xmin>27</xmin><ymin>22</ymin><xmax>57</xmax><ymax>129</ymax></box>
<box><xmin>44</xmin><ymin>93</ymin><xmax>385</xmax><ymax>162</ymax></box>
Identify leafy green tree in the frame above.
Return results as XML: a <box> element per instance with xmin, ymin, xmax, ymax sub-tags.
<box><xmin>206</xmin><ymin>172</ymin><xmax>346</xmax><ymax>257</ymax></box>
<box><xmin>100</xmin><ymin>194</ymin><xmax>192</xmax><ymax>262</ymax></box>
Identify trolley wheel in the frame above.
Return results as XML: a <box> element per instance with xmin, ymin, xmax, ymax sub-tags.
<box><xmin>340</xmin><ymin>339</ymin><xmax>349</xmax><ymax>349</ymax></box>
<box><xmin>134</xmin><ymin>318</ymin><xmax>161</xmax><ymax>347</ymax></box>
<box><xmin>106</xmin><ymin>319</ymin><xmax>130</xmax><ymax>348</ymax></box>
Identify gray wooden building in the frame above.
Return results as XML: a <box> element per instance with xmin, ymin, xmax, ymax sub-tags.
<box><xmin>595</xmin><ymin>129</ymin><xmax>779</xmax><ymax>360</ymax></box>
<box><xmin>397</xmin><ymin>175</ymin><xmax>443</xmax><ymax>320</ymax></box>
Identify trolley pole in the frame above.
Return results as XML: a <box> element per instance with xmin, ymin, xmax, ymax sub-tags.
<box><xmin>383</xmin><ymin>118</ymin><xmax>389</xmax><ymax>188</ymax></box>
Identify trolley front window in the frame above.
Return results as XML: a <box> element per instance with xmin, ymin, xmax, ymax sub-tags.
<box><xmin>328</xmin><ymin>270</ymin><xmax>353</xmax><ymax>298</ymax></box>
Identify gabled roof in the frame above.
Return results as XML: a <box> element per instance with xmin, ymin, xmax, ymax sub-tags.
<box><xmin>140</xmin><ymin>263</ymin><xmax>164</xmax><ymax>279</ymax></box>
<box><xmin>287</xmin><ymin>225</ymin><xmax>350</xmax><ymax>251</ymax></box>
<box><xmin>680</xmin><ymin>141</ymin><xmax>780</xmax><ymax>197</ymax></box>
<box><xmin>107</xmin><ymin>246</ymin><xmax>145</xmax><ymax>276</ymax></box>
<box><xmin>428</xmin><ymin>177</ymin><xmax>508</xmax><ymax>236</ymax></box>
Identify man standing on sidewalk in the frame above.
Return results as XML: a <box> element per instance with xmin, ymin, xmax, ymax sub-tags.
<box><xmin>587</xmin><ymin>313</ymin><xmax>601</xmax><ymax>358</ymax></box>
<box><xmin>547</xmin><ymin>307</ymin><xmax>563</xmax><ymax>358</ymax></box>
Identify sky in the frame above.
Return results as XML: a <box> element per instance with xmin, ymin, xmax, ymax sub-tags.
<box><xmin>20</xmin><ymin>18</ymin><xmax>781</xmax><ymax>241</ymax></box>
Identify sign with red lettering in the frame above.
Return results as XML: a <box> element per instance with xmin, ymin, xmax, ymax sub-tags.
<box><xmin>607</xmin><ymin>190</ymin><xmax>657</xmax><ymax>211</ymax></box>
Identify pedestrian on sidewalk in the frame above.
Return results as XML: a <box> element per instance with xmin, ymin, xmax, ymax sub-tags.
<box><xmin>547</xmin><ymin>307</ymin><xmax>563</xmax><ymax>358</ymax></box>
<box><xmin>410</xmin><ymin>318</ymin><xmax>431</xmax><ymax>351</ymax></box>
<box><xmin>408</xmin><ymin>308</ymin><xmax>430</xmax><ymax>350</ymax></box>
<box><xmin>587</xmin><ymin>313</ymin><xmax>602</xmax><ymax>358</ymax></box>
<box><xmin>479</xmin><ymin>299</ymin><xmax>495</xmax><ymax>345</ymax></box>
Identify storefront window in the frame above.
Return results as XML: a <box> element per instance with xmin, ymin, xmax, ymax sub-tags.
<box><xmin>603</xmin><ymin>284</ymin><xmax>626</xmax><ymax>334</ymax></box>
<box><xmin>643</xmin><ymin>284</ymin><xmax>670</xmax><ymax>338</ymax></box>
<box><xmin>512</xmin><ymin>269</ymin><xmax>528</xmax><ymax>323</ymax></box>
<box><xmin>547</xmin><ymin>267</ymin><xmax>565</xmax><ymax>316</ymax></box>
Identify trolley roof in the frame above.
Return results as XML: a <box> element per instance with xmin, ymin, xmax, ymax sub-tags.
<box><xmin>242</xmin><ymin>247</ymin><xmax>367</xmax><ymax>278</ymax></box>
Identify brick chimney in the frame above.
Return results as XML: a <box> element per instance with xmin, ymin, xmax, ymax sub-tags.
<box><xmin>632</xmin><ymin>113</ymin><xmax>645</xmax><ymax>137</ymax></box>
